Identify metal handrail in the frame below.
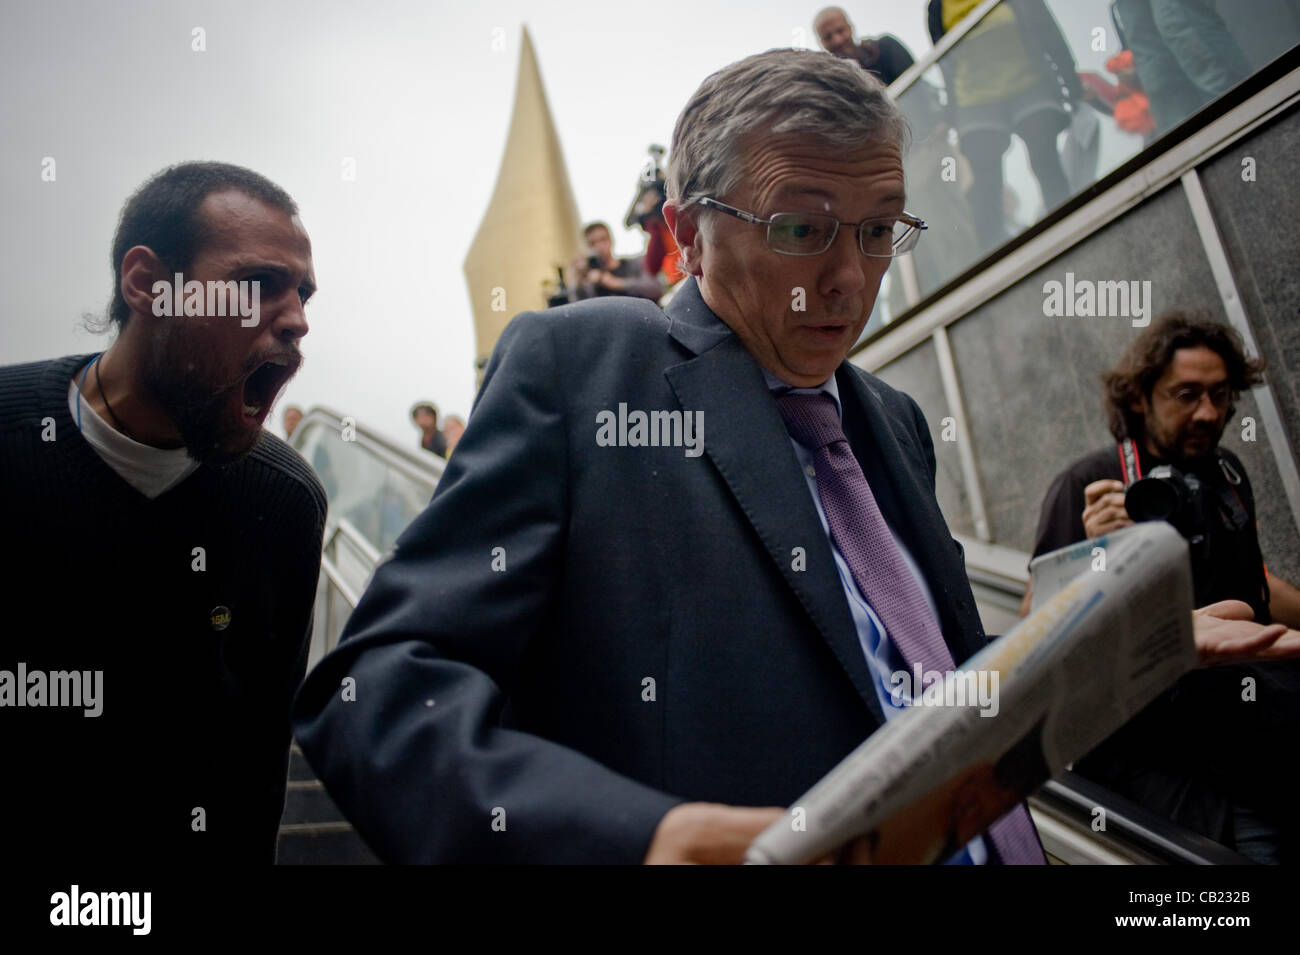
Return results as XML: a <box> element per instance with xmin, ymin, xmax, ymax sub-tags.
<box><xmin>293</xmin><ymin>404</ymin><xmax>443</xmax><ymax>494</ymax></box>
<box><xmin>1034</xmin><ymin>772</ymin><xmax>1256</xmax><ymax>865</ymax></box>
<box><xmin>318</xmin><ymin>517</ymin><xmax>385</xmax><ymax>614</ymax></box>
<box><xmin>319</xmin><ymin>554</ymin><xmax>362</xmax><ymax>611</ymax></box>
<box><xmin>334</xmin><ymin>516</ymin><xmax>384</xmax><ymax>568</ymax></box>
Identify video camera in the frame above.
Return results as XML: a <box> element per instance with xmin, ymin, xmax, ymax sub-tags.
<box><xmin>624</xmin><ymin>144</ymin><xmax>668</xmax><ymax>230</ymax></box>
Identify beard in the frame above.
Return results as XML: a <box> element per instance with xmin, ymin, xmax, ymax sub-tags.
<box><xmin>140</xmin><ymin>324</ymin><xmax>295</xmax><ymax>467</ymax></box>
<box><xmin>1143</xmin><ymin>408</ymin><xmax>1225</xmax><ymax>468</ymax></box>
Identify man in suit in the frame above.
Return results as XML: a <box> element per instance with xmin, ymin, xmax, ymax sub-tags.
<box><xmin>291</xmin><ymin>49</ymin><xmax>1287</xmax><ymax>864</ymax></box>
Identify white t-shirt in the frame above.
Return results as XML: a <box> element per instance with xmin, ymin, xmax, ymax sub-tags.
<box><xmin>67</xmin><ymin>368</ymin><xmax>200</xmax><ymax>499</ymax></box>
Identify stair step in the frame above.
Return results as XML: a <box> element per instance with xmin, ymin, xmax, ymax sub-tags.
<box><xmin>279</xmin><ymin>744</ymin><xmax>378</xmax><ymax>863</ymax></box>
<box><xmin>276</xmin><ymin>823</ymin><xmax>380</xmax><ymax>865</ymax></box>
<box><xmin>288</xmin><ymin>746</ymin><xmax>316</xmax><ymax>783</ymax></box>
<box><xmin>281</xmin><ymin>779</ymin><xmax>347</xmax><ymax>825</ymax></box>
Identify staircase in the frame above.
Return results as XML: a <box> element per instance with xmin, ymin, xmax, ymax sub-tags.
<box><xmin>276</xmin><ymin>743</ymin><xmax>380</xmax><ymax>864</ymax></box>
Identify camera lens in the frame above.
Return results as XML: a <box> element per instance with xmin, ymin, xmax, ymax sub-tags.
<box><xmin>1126</xmin><ymin>478</ymin><xmax>1180</xmax><ymax>522</ymax></box>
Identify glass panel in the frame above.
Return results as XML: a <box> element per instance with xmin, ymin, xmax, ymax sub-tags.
<box><xmin>297</xmin><ymin>420</ymin><xmax>440</xmax><ymax>658</ymax></box>
<box><xmin>888</xmin><ymin>0</ymin><xmax>1300</xmax><ymax>303</ymax></box>
<box><xmin>295</xmin><ymin>420</ymin><xmax>436</xmax><ymax>557</ymax></box>
<box><xmin>860</xmin><ymin>267</ymin><xmax>902</xmax><ymax>339</ymax></box>
<box><xmin>297</xmin><ymin>422</ymin><xmax>390</xmax><ymax>549</ymax></box>
<box><xmin>375</xmin><ymin>462</ymin><xmax>435</xmax><ymax>554</ymax></box>
<box><xmin>896</xmin><ymin>64</ymin><xmax>986</xmax><ymax>295</ymax></box>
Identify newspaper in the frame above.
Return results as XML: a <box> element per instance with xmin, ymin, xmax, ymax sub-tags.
<box><xmin>744</xmin><ymin>521</ymin><xmax>1197</xmax><ymax>865</ymax></box>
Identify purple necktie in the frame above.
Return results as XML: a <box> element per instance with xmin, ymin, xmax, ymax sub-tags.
<box><xmin>777</xmin><ymin>392</ymin><xmax>1045</xmax><ymax>865</ymax></box>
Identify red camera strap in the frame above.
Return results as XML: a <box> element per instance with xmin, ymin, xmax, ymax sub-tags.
<box><xmin>1117</xmin><ymin>438</ymin><xmax>1142</xmax><ymax>486</ymax></box>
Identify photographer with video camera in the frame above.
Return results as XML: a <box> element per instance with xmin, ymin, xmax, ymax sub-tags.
<box><xmin>624</xmin><ymin>145</ymin><xmax>686</xmax><ymax>293</ymax></box>
<box><xmin>567</xmin><ymin>220</ymin><xmax>663</xmax><ymax>303</ymax></box>
<box><xmin>1030</xmin><ymin>309</ymin><xmax>1300</xmax><ymax>863</ymax></box>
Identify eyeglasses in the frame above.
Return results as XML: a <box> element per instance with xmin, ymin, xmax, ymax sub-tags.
<box><xmin>1161</xmin><ymin>384</ymin><xmax>1234</xmax><ymax>409</ymax></box>
<box><xmin>694</xmin><ymin>197</ymin><xmax>926</xmax><ymax>258</ymax></box>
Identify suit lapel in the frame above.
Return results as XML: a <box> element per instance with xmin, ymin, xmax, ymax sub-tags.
<box><xmin>663</xmin><ymin>281</ymin><xmax>884</xmax><ymax>723</ymax></box>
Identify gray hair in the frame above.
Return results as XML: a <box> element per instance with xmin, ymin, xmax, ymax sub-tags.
<box><xmin>666</xmin><ymin>48</ymin><xmax>910</xmax><ymax>219</ymax></box>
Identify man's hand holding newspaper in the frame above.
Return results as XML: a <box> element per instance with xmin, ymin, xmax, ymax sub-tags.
<box><xmin>742</xmin><ymin>522</ymin><xmax>1300</xmax><ymax>865</ymax></box>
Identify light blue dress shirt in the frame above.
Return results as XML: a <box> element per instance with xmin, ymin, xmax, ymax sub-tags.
<box><xmin>764</xmin><ymin>369</ymin><xmax>987</xmax><ymax>866</ymax></box>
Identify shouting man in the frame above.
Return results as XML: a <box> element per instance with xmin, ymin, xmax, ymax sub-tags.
<box><xmin>0</xmin><ymin>162</ymin><xmax>326</xmax><ymax>865</ymax></box>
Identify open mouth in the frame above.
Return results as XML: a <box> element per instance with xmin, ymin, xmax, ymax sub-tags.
<box><xmin>240</xmin><ymin>356</ymin><xmax>296</xmax><ymax>422</ymax></box>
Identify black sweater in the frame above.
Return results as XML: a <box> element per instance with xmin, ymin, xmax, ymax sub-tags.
<box><xmin>0</xmin><ymin>353</ymin><xmax>326</xmax><ymax>865</ymax></box>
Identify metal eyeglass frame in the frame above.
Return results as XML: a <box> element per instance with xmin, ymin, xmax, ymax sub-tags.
<box><xmin>693</xmin><ymin>197</ymin><xmax>926</xmax><ymax>258</ymax></box>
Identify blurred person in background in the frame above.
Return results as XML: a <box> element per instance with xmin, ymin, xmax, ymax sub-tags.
<box><xmin>443</xmin><ymin>414</ymin><xmax>465</xmax><ymax>456</ymax></box>
<box><xmin>412</xmin><ymin>401</ymin><xmax>446</xmax><ymax>458</ymax></box>
<box><xmin>1112</xmin><ymin>0</ymin><xmax>1251</xmax><ymax>134</ymax></box>
<box><xmin>568</xmin><ymin>221</ymin><xmax>664</xmax><ymax>302</ymax></box>
<box><xmin>928</xmin><ymin>0</ymin><xmax>1082</xmax><ymax>253</ymax></box>
<box><xmin>624</xmin><ymin>147</ymin><xmax>686</xmax><ymax>296</ymax></box>
<box><xmin>814</xmin><ymin>6</ymin><xmax>916</xmax><ymax>86</ymax></box>
<box><xmin>283</xmin><ymin>404</ymin><xmax>303</xmax><ymax>439</ymax></box>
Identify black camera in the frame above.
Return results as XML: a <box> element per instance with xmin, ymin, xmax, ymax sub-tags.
<box><xmin>1126</xmin><ymin>465</ymin><xmax>1208</xmax><ymax>549</ymax></box>
<box><xmin>586</xmin><ymin>254</ymin><xmax>604</xmax><ymax>273</ymax></box>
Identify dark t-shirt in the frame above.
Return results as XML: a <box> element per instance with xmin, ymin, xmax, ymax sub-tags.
<box><xmin>1032</xmin><ymin>444</ymin><xmax>1298</xmax><ymax>856</ymax></box>
<box><xmin>574</xmin><ymin>257</ymin><xmax>658</xmax><ymax>300</ymax></box>
<box><xmin>421</xmin><ymin>429</ymin><xmax>448</xmax><ymax>458</ymax></box>
<box><xmin>856</xmin><ymin>34</ymin><xmax>915</xmax><ymax>87</ymax></box>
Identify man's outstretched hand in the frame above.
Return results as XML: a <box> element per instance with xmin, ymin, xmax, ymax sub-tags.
<box><xmin>1193</xmin><ymin>600</ymin><xmax>1299</xmax><ymax>666</ymax></box>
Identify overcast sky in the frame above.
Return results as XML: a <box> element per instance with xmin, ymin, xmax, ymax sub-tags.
<box><xmin>0</xmin><ymin>0</ymin><xmax>948</xmax><ymax>449</ymax></box>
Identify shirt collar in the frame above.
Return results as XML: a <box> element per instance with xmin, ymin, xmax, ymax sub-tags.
<box><xmin>763</xmin><ymin>367</ymin><xmax>842</xmax><ymax>420</ymax></box>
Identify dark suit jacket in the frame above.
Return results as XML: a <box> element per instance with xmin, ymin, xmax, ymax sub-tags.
<box><xmin>292</xmin><ymin>277</ymin><xmax>999</xmax><ymax>863</ymax></box>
